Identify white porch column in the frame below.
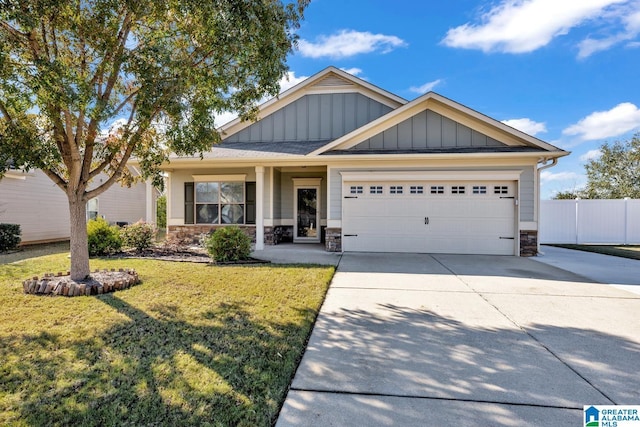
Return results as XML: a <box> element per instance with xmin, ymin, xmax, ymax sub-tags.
<box><xmin>255</xmin><ymin>166</ymin><xmax>265</xmax><ymax>250</ymax></box>
<box><xmin>145</xmin><ymin>180</ymin><xmax>155</xmax><ymax>224</ymax></box>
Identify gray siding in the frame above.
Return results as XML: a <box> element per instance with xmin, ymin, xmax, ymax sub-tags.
<box><xmin>224</xmin><ymin>93</ymin><xmax>393</xmax><ymax>143</ymax></box>
<box><xmin>273</xmin><ymin>169</ymin><xmax>282</xmax><ymax>220</ymax></box>
<box><xmin>0</xmin><ymin>169</ymin><xmax>149</xmax><ymax>243</ymax></box>
<box><xmin>278</xmin><ymin>172</ymin><xmax>328</xmax><ymax>221</ymax></box>
<box><xmin>520</xmin><ymin>166</ymin><xmax>535</xmax><ymax>221</ymax></box>
<box><xmin>354</xmin><ymin>110</ymin><xmax>506</xmax><ymax>150</ymax></box>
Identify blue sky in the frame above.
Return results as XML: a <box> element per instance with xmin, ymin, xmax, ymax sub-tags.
<box><xmin>269</xmin><ymin>0</ymin><xmax>640</xmax><ymax>199</ymax></box>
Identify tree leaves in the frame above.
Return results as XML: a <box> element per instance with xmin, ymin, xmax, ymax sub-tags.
<box><xmin>583</xmin><ymin>133</ymin><xmax>640</xmax><ymax>199</ymax></box>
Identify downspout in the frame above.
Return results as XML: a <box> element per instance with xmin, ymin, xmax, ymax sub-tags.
<box><xmin>536</xmin><ymin>157</ymin><xmax>558</xmax><ymax>255</ymax></box>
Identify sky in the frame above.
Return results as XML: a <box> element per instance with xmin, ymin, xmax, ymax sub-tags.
<box><xmin>255</xmin><ymin>0</ymin><xmax>640</xmax><ymax>199</ymax></box>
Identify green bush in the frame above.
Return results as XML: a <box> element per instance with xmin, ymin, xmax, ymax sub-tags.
<box><xmin>87</xmin><ymin>218</ymin><xmax>122</xmax><ymax>256</ymax></box>
<box><xmin>156</xmin><ymin>195</ymin><xmax>167</xmax><ymax>228</ymax></box>
<box><xmin>0</xmin><ymin>223</ymin><xmax>21</xmax><ymax>252</ymax></box>
<box><xmin>121</xmin><ymin>221</ymin><xmax>156</xmax><ymax>252</ymax></box>
<box><xmin>204</xmin><ymin>226</ymin><xmax>251</xmax><ymax>262</ymax></box>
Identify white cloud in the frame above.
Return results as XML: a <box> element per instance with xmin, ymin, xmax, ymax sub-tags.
<box><xmin>278</xmin><ymin>71</ymin><xmax>309</xmax><ymax>93</ymax></box>
<box><xmin>562</xmin><ymin>102</ymin><xmax>640</xmax><ymax>140</ymax></box>
<box><xmin>501</xmin><ymin>118</ymin><xmax>547</xmax><ymax>136</ymax></box>
<box><xmin>540</xmin><ymin>170</ymin><xmax>582</xmax><ymax>183</ymax></box>
<box><xmin>442</xmin><ymin>0</ymin><xmax>627</xmax><ymax>54</ymax></box>
<box><xmin>578</xmin><ymin>8</ymin><xmax>640</xmax><ymax>58</ymax></box>
<box><xmin>579</xmin><ymin>149</ymin><xmax>602</xmax><ymax>161</ymax></box>
<box><xmin>409</xmin><ymin>79</ymin><xmax>442</xmax><ymax>94</ymax></box>
<box><xmin>340</xmin><ymin>67</ymin><xmax>363</xmax><ymax>76</ymax></box>
<box><xmin>298</xmin><ymin>30</ymin><xmax>407</xmax><ymax>59</ymax></box>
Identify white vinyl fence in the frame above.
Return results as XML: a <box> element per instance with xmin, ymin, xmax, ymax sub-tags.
<box><xmin>540</xmin><ymin>199</ymin><xmax>640</xmax><ymax>244</ymax></box>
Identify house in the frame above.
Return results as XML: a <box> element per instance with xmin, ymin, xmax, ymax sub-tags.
<box><xmin>0</xmin><ymin>168</ymin><xmax>157</xmax><ymax>244</ymax></box>
<box><xmin>162</xmin><ymin>67</ymin><xmax>568</xmax><ymax>256</ymax></box>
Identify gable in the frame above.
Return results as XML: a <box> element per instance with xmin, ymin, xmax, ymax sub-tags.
<box><xmin>311</xmin><ymin>92</ymin><xmax>567</xmax><ymax>156</ymax></box>
<box><xmin>351</xmin><ymin>109</ymin><xmax>507</xmax><ymax>151</ymax></box>
<box><xmin>223</xmin><ymin>93</ymin><xmax>394</xmax><ymax>144</ymax></box>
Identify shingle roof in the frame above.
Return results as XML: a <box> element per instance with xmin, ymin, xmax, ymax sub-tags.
<box><xmin>322</xmin><ymin>146</ymin><xmax>546</xmax><ymax>155</ymax></box>
<box><xmin>176</xmin><ymin>140</ymin><xmax>333</xmax><ymax>159</ymax></box>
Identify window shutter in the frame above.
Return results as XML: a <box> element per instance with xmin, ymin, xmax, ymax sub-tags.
<box><xmin>184</xmin><ymin>182</ymin><xmax>194</xmax><ymax>224</ymax></box>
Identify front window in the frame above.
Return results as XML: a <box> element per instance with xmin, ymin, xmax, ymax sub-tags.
<box><xmin>195</xmin><ymin>181</ymin><xmax>245</xmax><ymax>224</ymax></box>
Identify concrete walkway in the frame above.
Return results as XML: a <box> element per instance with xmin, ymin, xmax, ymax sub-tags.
<box><xmin>277</xmin><ymin>251</ymin><xmax>640</xmax><ymax>427</ymax></box>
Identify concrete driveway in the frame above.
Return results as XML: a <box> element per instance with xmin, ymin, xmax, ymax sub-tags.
<box><xmin>277</xmin><ymin>252</ymin><xmax>640</xmax><ymax>427</ymax></box>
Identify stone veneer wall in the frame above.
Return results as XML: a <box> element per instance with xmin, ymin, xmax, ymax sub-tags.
<box><xmin>168</xmin><ymin>225</ymin><xmax>257</xmax><ymax>243</ymax></box>
<box><xmin>325</xmin><ymin>228</ymin><xmax>341</xmax><ymax>252</ymax></box>
<box><xmin>519</xmin><ymin>230</ymin><xmax>538</xmax><ymax>257</ymax></box>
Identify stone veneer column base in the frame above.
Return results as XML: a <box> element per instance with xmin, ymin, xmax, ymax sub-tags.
<box><xmin>325</xmin><ymin>228</ymin><xmax>342</xmax><ymax>252</ymax></box>
<box><xmin>519</xmin><ymin>230</ymin><xmax>538</xmax><ymax>257</ymax></box>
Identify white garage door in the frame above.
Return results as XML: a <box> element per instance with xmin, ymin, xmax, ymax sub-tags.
<box><xmin>342</xmin><ymin>180</ymin><xmax>517</xmax><ymax>255</ymax></box>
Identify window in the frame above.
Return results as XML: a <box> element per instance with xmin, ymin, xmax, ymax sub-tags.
<box><xmin>410</xmin><ymin>185</ymin><xmax>424</xmax><ymax>194</ymax></box>
<box><xmin>350</xmin><ymin>185</ymin><xmax>363</xmax><ymax>194</ymax></box>
<box><xmin>86</xmin><ymin>198</ymin><xmax>99</xmax><ymax>221</ymax></box>
<box><xmin>452</xmin><ymin>186</ymin><xmax>466</xmax><ymax>194</ymax></box>
<box><xmin>189</xmin><ymin>181</ymin><xmax>246</xmax><ymax>224</ymax></box>
<box><xmin>494</xmin><ymin>186</ymin><xmax>509</xmax><ymax>194</ymax></box>
<box><xmin>370</xmin><ymin>185</ymin><xmax>383</xmax><ymax>194</ymax></box>
<box><xmin>390</xmin><ymin>185</ymin><xmax>403</xmax><ymax>194</ymax></box>
<box><xmin>473</xmin><ymin>186</ymin><xmax>487</xmax><ymax>194</ymax></box>
<box><xmin>430</xmin><ymin>186</ymin><xmax>444</xmax><ymax>194</ymax></box>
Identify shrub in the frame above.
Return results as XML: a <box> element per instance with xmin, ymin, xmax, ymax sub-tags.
<box><xmin>121</xmin><ymin>221</ymin><xmax>156</xmax><ymax>252</ymax></box>
<box><xmin>156</xmin><ymin>195</ymin><xmax>167</xmax><ymax>229</ymax></box>
<box><xmin>204</xmin><ymin>226</ymin><xmax>251</xmax><ymax>262</ymax></box>
<box><xmin>87</xmin><ymin>218</ymin><xmax>122</xmax><ymax>256</ymax></box>
<box><xmin>0</xmin><ymin>223</ymin><xmax>21</xmax><ymax>252</ymax></box>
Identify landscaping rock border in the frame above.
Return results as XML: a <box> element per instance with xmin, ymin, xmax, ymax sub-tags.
<box><xmin>23</xmin><ymin>269</ymin><xmax>139</xmax><ymax>297</ymax></box>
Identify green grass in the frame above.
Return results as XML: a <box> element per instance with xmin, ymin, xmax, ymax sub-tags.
<box><xmin>0</xmin><ymin>253</ymin><xmax>334</xmax><ymax>426</ymax></box>
<box><xmin>546</xmin><ymin>244</ymin><xmax>640</xmax><ymax>261</ymax></box>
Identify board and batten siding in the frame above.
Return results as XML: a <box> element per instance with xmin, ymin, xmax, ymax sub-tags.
<box><xmin>224</xmin><ymin>93</ymin><xmax>393</xmax><ymax>143</ymax></box>
<box><xmin>329</xmin><ymin>165</ymin><xmax>535</xmax><ymax>223</ymax></box>
<box><xmin>0</xmin><ymin>169</ymin><xmax>149</xmax><ymax>243</ymax></box>
<box><xmin>353</xmin><ymin>110</ymin><xmax>506</xmax><ymax>150</ymax></box>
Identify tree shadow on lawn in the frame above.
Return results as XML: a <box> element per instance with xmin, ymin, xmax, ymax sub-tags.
<box><xmin>0</xmin><ymin>294</ymin><xmax>317</xmax><ymax>427</ymax></box>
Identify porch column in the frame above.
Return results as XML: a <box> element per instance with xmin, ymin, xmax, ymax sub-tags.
<box><xmin>145</xmin><ymin>180</ymin><xmax>155</xmax><ymax>224</ymax></box>
<box><xmin>255</xmin><ymin>166</ymin><xmax>265</xmax><ymax>250</ymax></box>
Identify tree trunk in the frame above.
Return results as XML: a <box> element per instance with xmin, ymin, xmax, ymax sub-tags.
<box><xmin>69</xmin><ymin>196</ymin><xmax>90</xmax><ymax>281</ymax></box>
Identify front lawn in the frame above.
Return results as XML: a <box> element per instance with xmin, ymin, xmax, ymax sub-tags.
<box><xmin>0</xmin><ymin>254</ymin><xmax>334</xmax><ymax>426</ymax></box>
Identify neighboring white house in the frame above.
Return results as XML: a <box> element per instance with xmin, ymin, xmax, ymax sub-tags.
<box><xmin>157</xmin><ymin>67</ymin><xmax>568</xmax><ymax>256</ymax></box>
<box><xmin>0</xmin><ymin>167</ymin><xmax>157</xmax><ymax>244</ymax></box>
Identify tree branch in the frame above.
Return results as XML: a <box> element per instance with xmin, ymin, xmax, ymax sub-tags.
<box><xmin>88</xmin><ymin>99</ymin><xmax>139</xmax><ymax>180</ymax></box>
<box><xmin>0</xmin><ymin>21</ymin><xmax>28</xmax><ymax>43</ymax></box>
<box><xmin>41</xmin><ymin>167</ymin><xmax>67</xmax><ymax>192</ymax></box>
<box><xmin>0</xmin><ymin>100</ymin><xmax>13</xmax><ymax>122</ymax></box>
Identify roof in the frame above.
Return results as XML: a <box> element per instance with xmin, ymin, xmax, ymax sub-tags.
<box><xmin>167</xmin><ymin>67</ymin><xmax>568</xmax><ymax>163</ymax></box>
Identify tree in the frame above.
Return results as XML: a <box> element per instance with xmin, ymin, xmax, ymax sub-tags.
<box><xmin>553</xmin><ymin>190</ymin><xmax>582</xmax><ymax>200</ymax></box>
<box><xmin>0</xmin><ymin>0</ymin><xmax>307</xmax><ymax>279</ymax></box>
<box><xmin>582</xmin><ymin>134</ymin><xmax>640</xmax><ymax>199</ymax></box>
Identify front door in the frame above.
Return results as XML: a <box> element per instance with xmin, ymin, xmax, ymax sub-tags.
<box><xmin>294</xmin><ymin>186</ymin><xmax>320</xmax><ymax>242</ymax></box>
